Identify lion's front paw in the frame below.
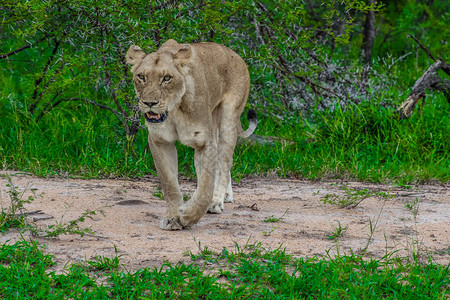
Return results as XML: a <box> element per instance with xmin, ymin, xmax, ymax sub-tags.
<box><xmin>208</xmin><ymin>201</ymin><xmax>224</xmax><ymax>214</ymax></box>
<box><xmin>179</xmin><ymin>203</ymin><xmax>201</xmax><ymax>228</ymax></box>
<box><xmin>160</xmin><ymin>218</ymin><xmax>184</xmax><ymax>230</ymax></box>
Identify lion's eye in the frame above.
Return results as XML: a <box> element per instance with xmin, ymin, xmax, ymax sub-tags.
<box><xmin>162</xmin><ymin>75</ymin><xmax>172</xmax><ymax>83</ymax></box>
<box><xmin>137</xmin><ymin>74</ymin><xmax>146</xmax><ymax>82</ymax></box>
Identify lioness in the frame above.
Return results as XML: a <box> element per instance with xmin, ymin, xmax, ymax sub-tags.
<box><xmin>126</xmin><ymin>39</ymin><xmax>256</xmax><ymax>230</ymax></box>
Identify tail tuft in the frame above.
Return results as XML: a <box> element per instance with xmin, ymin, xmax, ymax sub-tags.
<box><xmin>247</xmin><ymin>109</ymin><xmax>257</xmax><ymax>122</ymax></box>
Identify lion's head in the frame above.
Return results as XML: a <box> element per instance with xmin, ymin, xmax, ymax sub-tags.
<box><xmin>126</xmin><ymin>40</ymin><xmax>191</xmax><ymax>123</ymax></box>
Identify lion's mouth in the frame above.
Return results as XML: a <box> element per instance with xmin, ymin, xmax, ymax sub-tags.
<box><xmin>144</xmin><ymin>111</ymin><xmax>168</xmax><ymax>123</ymax></box>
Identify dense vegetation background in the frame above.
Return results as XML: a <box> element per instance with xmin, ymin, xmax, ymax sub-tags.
<box><xmin>0</xmin><ymin>0</ymin><xmax>449</xmax><ymax>182</ymax></box>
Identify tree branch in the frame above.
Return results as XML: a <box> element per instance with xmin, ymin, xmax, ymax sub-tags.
<box><xmin>407</xmin><ymin>34</ymin><xmax>437</xmax><ymax>61</ymax></box>
<box><xmin>29</xmin><ymin>39</ymin><xmax>61</xmax><ymax>115</ymax></box>
<box><xmin>407</xmin><ymin>35</ymin><xmax>450</xmax><ymax>76</ymax></box>
<box><xmin>37</xmin><ymin>97</ymin><xmax>125</xmax><ymax>123</ymax></box>
<box><xmin>294</xmin><ymin>73</ymin><xmax>339</xmax><ymax>98</ymax></box>
<box><xmin>0</xmin><ymin>34</ymin><xmax>49</xmax><ymax>59</ymax></box>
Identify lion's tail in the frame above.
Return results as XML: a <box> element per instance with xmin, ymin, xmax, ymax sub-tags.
<box><xmin>238</xmin><ymin>109</ymin><xmax>257</xmax><ymax>138</ymax></box>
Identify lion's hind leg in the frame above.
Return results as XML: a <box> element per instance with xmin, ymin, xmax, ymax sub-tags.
<box><xmin>208</xmin><ymin>151</ymin><xmax>234</xmax><ymax>214</ymax></box>
<box><xmin>224</xmin><ymin>171</ymin><xmax>234</xmax><ymax>203</ymax></box>
<box><xmin>208</xmin><ymin>105</ymin><xmax>239</xmax><ymax>214</ymax></box>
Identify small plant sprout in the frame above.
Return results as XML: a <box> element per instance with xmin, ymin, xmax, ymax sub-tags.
<box><xmin>1</xmin><ymin>177</ymin><xmax>35</xmax><ymax>232</ymax></box>
<box><xmin>405</xmin><ymin>198</ymin><xmax>420</xmax><ymax>220</ymax></box>
<box><xmin>30</xmin><ymin>203</ymin><xmax>106</xmax><ymax>238</ymax></box>
<box><xmin>1</xmin><ymin>178</ymin><xmax>106</xmax><ymax>238</ymax></box>
<box><xmin>152</xmin><ymin>185</ymin><xmax>164</xmax><ymax>200</ymax></box>
<box><xmin>327</xmin><ymin>221</ymin><xmax>347</xmax><ymax>241</ymax></box>
<box><xmin>263</xmin><ymin>226</ymin><xmax>278</xmax><ymax>237</ymax></box>
<box><xmin>264</xmin><ymin>208</ymin><xmax>289</xmax><ymax>223</ymax></box>
<box><xmin>39</xmin><ymin>208</ymin><xmax>104</xmax><ymax>238</ymax></box>
<box><xmin>320</xmin><ymin>185</ymin><xmax>393</xmax><ymax>209</ymax></box>
<box><xmin>360</xmin><ymin>197</ymin><xmax>388</xmax><ymax>255</ymax></box>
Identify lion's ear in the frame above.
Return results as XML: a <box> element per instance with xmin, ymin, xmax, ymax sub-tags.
<box><xmin>161</xmin><ymin>39</ymin><xmax>192</xmax><ymax>60</ymax></box>
<box><xmin>161</xmin><ymin>39</ymin><xmax>179</xmax><ymax>48</ymax></box>
<box><xmin>173</xmin><ymin>44</ymin><xmax>192</xmax><ymax>60</ymax></box>
<box><xmin>126</xmin><ymin>45</ymin><xmax>146</xmax><ymax>66</ymax></box>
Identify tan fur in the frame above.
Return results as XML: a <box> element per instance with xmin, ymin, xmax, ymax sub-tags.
<box><xmin>126</xmin><ymin>39</ymin><xmax>256</xmax><ymax>230</ymax></box>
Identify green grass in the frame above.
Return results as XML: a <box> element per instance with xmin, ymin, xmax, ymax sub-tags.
<box><xmin>1</xmin><ymin>93</ymin><xmax>448</xmax><ymax>183</ymax></box>
<box><xmin>234</xmin><ymin>94</ymin><xmax>449</xmax><ymax>183</ymax></box>
<box><xmin>0</xmin><ymin>239</ymin><xmax>448</xmax><ymax>299</ymax></box>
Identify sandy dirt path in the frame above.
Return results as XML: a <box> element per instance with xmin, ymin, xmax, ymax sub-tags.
<box><xmin>1</xmin><ymin>171</ymin><xmax>449</xmax><ymax>271</ymax></box>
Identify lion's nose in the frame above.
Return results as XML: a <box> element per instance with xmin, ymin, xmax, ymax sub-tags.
<box><xmin>144</xmin><ymin>101</ymin><xmax>159</xmax><ymax>107</ymax></box>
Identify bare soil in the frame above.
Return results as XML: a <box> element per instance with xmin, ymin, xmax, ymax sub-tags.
<box><xmin>1</xmin><ymin>171</ymin><xmax>449</xmax><ymax>272</ymax></box>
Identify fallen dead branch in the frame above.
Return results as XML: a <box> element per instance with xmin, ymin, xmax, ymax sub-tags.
<box><xmin>397</xmin><ymin>36</ymin><xmax>450</xmax><ymax>118</ymax></box>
